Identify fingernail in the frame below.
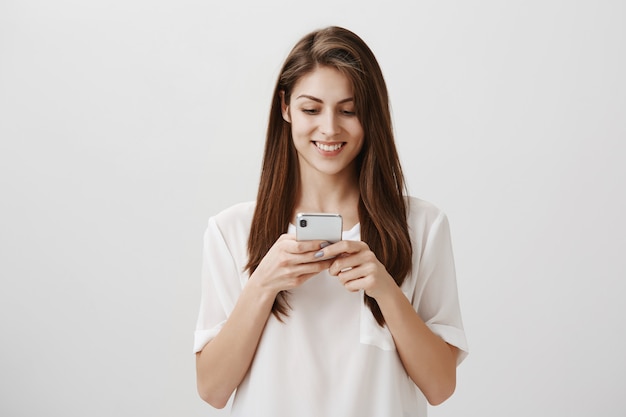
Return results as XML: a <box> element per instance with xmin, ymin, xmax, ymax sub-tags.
<box><xmin>320</xmin><ymin>241</ymin><xmax>330</xmax><ymax>248</ymax></box>
<box><xmin>314</xmin><ymin>250</ymin><xmax>324</xmax><ymax>258</ymax></box>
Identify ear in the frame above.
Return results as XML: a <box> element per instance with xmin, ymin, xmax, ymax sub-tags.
<box><xmin>280</xmin><ymin>91</ymin><xmax>291</xmax><ymax>123</ymax></box>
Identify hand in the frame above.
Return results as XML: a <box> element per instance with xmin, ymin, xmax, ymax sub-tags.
<box><xmin>322</xmin><ymin>240</ymin><xmax>397</xmax><ymax>300</ymax></box>
<box><xmin>250</xmin><ymin>234</ymin><xmax>334</xmax><ymax>296</ymax></box>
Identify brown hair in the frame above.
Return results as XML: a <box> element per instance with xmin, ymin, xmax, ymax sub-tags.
<box><xmin>245</xmin><ymin>26</ymin><xmax>412</xmax><ymax>326</ymax></box>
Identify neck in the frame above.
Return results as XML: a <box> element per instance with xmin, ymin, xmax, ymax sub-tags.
<box><xmin>294</xmin><ymin>167</ymin><xmax>360</xmax><ymax>228</ymax></box>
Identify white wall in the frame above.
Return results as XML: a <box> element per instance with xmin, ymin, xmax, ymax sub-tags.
<box><xmin>1</xmin><ymin>1</ymin><xmax>624</xmax><ymax>416</ymax></box>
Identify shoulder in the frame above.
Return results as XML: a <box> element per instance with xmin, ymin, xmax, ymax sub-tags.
<box><xmin>208</xmin><ymin>201</ymin><xmax>256</xmax><ymax>241</ymax></box>
<box><xmin>405</xmin><ymin>196</ymin><xmax>448</xmax><ymax>227</ymax></box>
<box><xmin>212</xmin><ymin>201</ymin><xmax>256</xmax><ymax>225</ymax></box>
<box><xmin>404</xmin><ymin>196</ymin><xmax>452</xmax><ymax>251</ymax></box>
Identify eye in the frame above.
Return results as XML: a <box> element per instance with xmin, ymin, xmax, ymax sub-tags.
<box><xmin>341</xmin><ymin>109</ymin><xmax>356</xmax><ymax>116</ymax></box>
<box><xmin>302</xmin><ymin>109</ymin><xmax>319</xmax><ymax>115</ymax></box>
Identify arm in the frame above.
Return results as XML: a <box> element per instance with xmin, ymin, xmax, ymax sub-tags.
<box><xmin>195</xmin><ymin>235</ymin><xmax>333</xmax><ymax>408</ymax></box>
<box><xmin>374</xmin><ymin>283</ymin><xmax>459</xmax><ymax>405</ymax></box>
<box><xmin>195</xmin><ymin>278</ymin><xmax>275</xmax><ymax>408</ymax></box>
<box><xmin>324</xmin><ymin>242</ymin><xmax>460</xmax><ymax>405</ymax></box>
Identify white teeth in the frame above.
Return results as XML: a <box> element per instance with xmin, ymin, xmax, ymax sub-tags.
<box><xmin>315</xmin><ymin>142</ymin><xmax>343</xmax><ymax>152</ymax></box>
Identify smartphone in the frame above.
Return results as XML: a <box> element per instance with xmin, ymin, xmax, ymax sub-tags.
<box><xmin>295</xmin><ymin>213</ymin><xmax>343</xmax><ymax>243</ymax></box>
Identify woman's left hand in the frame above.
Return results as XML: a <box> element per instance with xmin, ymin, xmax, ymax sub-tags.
<box><xmin>322</xmin><ymin>240</ymin><xmax>396</xmax><ymax>300</ymax></box>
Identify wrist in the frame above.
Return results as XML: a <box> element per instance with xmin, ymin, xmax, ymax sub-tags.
<box><xmin>244</xmin><ymin>274</ymin><xmax>279</xmax><ymax>305</ymax></box>
<box><xmin>372</xmin><ymin>281</ymin><xmax>406</xmax><ymax>311</ymax></box>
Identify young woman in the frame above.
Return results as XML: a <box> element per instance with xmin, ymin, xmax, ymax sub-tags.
<box><xmin>194</xmin><ymin>26</ymin><xmax>468</xmax><ymax>417</ymax></box>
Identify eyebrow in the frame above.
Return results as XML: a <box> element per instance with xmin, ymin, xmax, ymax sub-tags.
<box><xmin>295</xmin><ymin>94</ymin><xmax>354</xmax><ymax>104</ymax></box>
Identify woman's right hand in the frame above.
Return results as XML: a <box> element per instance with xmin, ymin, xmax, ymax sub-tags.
<box><xmin>250</xmin><ymin>234</ymin><xmax>333</xmax><ymax>296</ymax></box>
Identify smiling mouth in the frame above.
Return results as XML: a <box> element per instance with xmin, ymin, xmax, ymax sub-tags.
<box><xmin>314</xmin><ymin>142</ymin><xmax>345</xmax><ymax>152</ymax></box>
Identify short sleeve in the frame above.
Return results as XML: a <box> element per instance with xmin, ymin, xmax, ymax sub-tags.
<box><xmin>193</xmin><ymin>217</ymin><xmax>244</xmax><ymax>353</ymax></box>
<box><xmin>414</xmin><ymin>211</ymin><xmax>468</xmax><ymax>365</ymax></box>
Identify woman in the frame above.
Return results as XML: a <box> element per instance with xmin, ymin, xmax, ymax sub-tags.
<box><xmin>194</xmin><ymin>26</ymin><xmax>468</xmax><ymax>417</ymax></box>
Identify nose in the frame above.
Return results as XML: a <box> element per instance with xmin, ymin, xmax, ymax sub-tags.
<box><xmin>320</xmin><ymin>112</ymin><xmax>340</xmax><ymax>137</ymax></box>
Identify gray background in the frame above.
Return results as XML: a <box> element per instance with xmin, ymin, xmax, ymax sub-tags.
<box><xmin>1</xmin><ymin>0</ymin><xmax>625</xmax><ymax>416</ymax></box>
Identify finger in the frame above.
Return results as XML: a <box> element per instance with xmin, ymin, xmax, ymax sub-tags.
<box><xmin>318</xmin><ymin>240</ymin><xmax>368</xmax><ymax>259</ymax></box>
<box><xmin>292</xmin><ymin>250</ymin><xmax>333</xmax><ymax>266</ymax></box>
<box><xmin>291</xmin><ymin>258</ymin><xmax>334</xmax><ymax>276</ymax></box>
<box><xmin>328</xmin><ymin>258</ymin><xmax>352</xmax><ymax>276</ymax></box>
<box><xmin>288</xmin><ymin>239</ymin><xmax>331</xmax><ymax>255</ymax></box>
<box><xmin>342</xmin><ymin>278</ymin><xmax>364</xmax><ymax>293</ymax></box>
<box><xmin>286</xmin><ymin>260</ymin><xmax>334</xmax><ymax>289</ymax></box>
<box><xmin>335</xmin><ymin>265</ymin><xmax>363</xmax><ymax>283</ymax></box>
<box><xmin>328</xmin><ymin>251</ymin><xmax>367</xmax><ymax>275</ymax></box>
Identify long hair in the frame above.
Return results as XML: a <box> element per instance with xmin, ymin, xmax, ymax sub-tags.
<box><xmin>245</xmin><ymin>26</ymin><xmax>412</xmax><ymax>326</ymax></box>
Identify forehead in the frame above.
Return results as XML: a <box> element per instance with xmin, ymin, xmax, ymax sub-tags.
<box><xmin>292</xmin><ymin>66</ymin><xmax>354</xmax><ymax>100</ymax></box>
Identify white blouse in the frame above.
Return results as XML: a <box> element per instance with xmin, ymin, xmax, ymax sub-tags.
<box><xmin>194</xmin><ymin>197</ymin><xmax>468</xmax><ymax>417</ymax></box>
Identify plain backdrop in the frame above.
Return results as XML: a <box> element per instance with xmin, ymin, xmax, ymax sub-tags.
<box><xmin>1</xmin><ymin>0</ymin><xmax>625</xmax><ymax>416</ymax></box>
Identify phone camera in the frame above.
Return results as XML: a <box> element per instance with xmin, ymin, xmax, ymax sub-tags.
<box><xmin>299</xmin><ymin>219</ymin><xmax>307</xmax><ymax>227</ymax></box>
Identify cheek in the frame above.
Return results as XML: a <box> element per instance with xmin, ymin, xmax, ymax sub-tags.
<box><xmin>290</xmin><ymin>117</ymin><xmax>315</xmax><ymax>138</ymax></box>
<box><xmin>352</xmin><ymin>125</ymin><xmax>365</xmax><ymax>145</ymax></box>
<box><xmin>349</xmin><ymin>120</ymin><xmax>364</xmax><ymax>138</ymax></box>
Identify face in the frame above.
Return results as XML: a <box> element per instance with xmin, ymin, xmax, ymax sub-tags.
<box><xmin>281</xmin><ymin>66</ymin><xmax>364</xmax><ymax>180</ymax></box>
